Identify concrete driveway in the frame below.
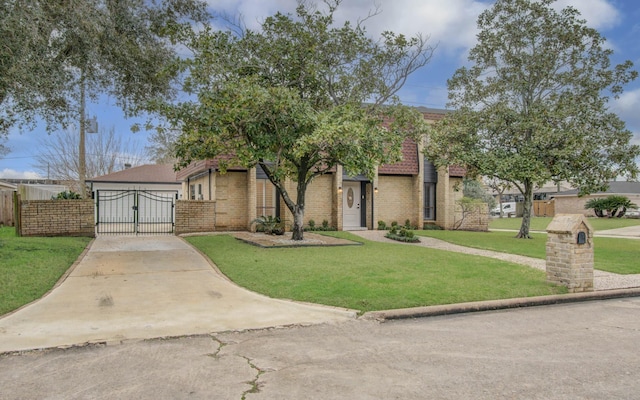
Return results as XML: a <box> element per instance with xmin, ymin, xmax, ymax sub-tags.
<box><xmin>0</xmin><ymin>236</ymin><xmax>356</xmax><ymax>353</ymax></box>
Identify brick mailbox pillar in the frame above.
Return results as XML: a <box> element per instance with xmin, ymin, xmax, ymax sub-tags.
<box><xmin>545</xmin><ymin>214</ymin><xmax>594</xmax><ymax>293</ymax></box>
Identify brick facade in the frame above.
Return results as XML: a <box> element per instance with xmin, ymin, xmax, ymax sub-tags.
<box><xmin>18</xmin><ymin>199</ymin><xmax>94</xmax><ymax>237</ymax></box>
<box><xmin>376</xmin><ymin>175</ymin><xmax>416</xmax><ymax>227</ymax></box>
<box><xmin>215</xmin><ymin>172</ymin><xmax>250</xmax><ymax>230</ymax></box>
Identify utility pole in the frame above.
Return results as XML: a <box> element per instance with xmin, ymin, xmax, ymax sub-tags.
<box><xmin>79</xmin><ymin>74</ymin><xmax>87</xmax><ymax>199</ymax></box>
<box><xmin>78</xmin><ymin>72</ymin><xmax>97</xmax><ymax>199</ymax></box>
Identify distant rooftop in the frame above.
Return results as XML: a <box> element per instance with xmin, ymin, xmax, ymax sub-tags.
<box><xmin>88</xmin><ymin>164</ymin><xmax>179</xmax><ymax>184</ymax></box>
<box><xmin>556</xmin><ymin>181</ymin><xmax>640</xmax><ymax>196</ymax></box>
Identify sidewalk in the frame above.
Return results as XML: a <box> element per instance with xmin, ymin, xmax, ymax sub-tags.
<box><xmin>0</xmin><ymin>236</ymin><xmax>356</xmax><ymax>353</ymax></box>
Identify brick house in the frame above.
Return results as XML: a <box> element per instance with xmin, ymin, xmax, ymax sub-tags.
<box><xmin>551</xmin><ymin>181</ymin><xmax>640</xmax><ymax>216</ymax></box>
<box><xmin>176</xmin><ymin>108</ymin><xmax>466</xmax><ymax>231</ymax></box>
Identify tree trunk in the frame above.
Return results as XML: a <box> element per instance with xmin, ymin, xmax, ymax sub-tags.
<box><xmin>274</xmin><ymin>177</ymin><xmax>307</xmax><ymax>241</ymax></box>
<box><xmin>516</xmin><ymin>180</ymin><xmax>534</xmax><ymax>239</ymax></box>
<box><xmin>291</xmin><ymin>207</ymin><xmax>304</xmax><ymax>240</ymax></box>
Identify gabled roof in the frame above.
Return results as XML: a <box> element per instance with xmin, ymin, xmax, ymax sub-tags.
<box><xmin>556</xmin><ymin>181</ymin><xmax>640</xmax><ymax>196</ymax></box>
<box><xmin>88</xmin><ymin>164</ymin><xmax>179</xmax><ymax>184</ymax></box>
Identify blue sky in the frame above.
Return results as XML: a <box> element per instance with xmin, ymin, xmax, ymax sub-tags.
<box><xmin>2</xmin><ymin>0</ymin><xmax>639</xmax><ymax>179</ymax></box>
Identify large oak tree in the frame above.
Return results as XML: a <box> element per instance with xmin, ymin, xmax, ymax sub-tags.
<box><xmin>166</xmin><ymin>0</ymin><xmax>434</xmax><ymax>240</ymax></box>
<box><xmin>427</xmin><ymin>0</ymin><xmax>639</xmax><ymax>238</ymax></box>
<box><xmin>1</xmin><ymin>0</ymin><xmax>207</xmax><ymax>195</ymax></box>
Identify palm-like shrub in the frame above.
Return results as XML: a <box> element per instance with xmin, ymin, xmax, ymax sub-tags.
<box><xmin>251</xmin><ymin>215</ymin><xmax>284</xmax><ymax>235</ymax></box>
<box><xmin>585</xmin><ymin>196</ymin><xmax>638</xmax><ymax>218</ymax></box>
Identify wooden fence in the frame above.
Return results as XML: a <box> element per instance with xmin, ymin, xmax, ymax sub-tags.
<box><xmin>0</xmin><ymin>190</ymin><xmax>15</xmax><ymax>226</ymax></box>
<box><xmin>533</xmin><ymin>200</ymin><xmax>555</xmax><ymax>217</ymax></box>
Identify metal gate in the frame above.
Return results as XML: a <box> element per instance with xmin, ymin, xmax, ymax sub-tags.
<box><xmin>96</xmin><ymin>190</ymin><xmax>178</xmax><ymax>235</ymax></box>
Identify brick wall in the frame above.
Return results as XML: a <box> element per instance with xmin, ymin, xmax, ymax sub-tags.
<box><xmin>175</xmin><ymin>200</ymin><xmax>216</xmax><ymax>234</ymax></box>
<box><xmin>18</xmin><ymin>199</ymin><xmax>94</xmax><ymax>237</ymax></box>
<box><xmin>376</xmin><ymin>176</ymin><xmax>415</xmax><ymax>226</ymax></box>
<box><xmin>454</xmin><ymin>202</ymin><xmax>489</xmax><ymax>231</ymax></box>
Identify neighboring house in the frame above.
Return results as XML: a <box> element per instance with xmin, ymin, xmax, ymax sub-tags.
<box><xmin>552</xmin><ymin>181</ymin><xmax>640</xmax><ymax>217</ymax></box>
<box><xmin>88</xmin><ymin>164</ymin><xmax>182</xmax><ymax>234</ymax></box>
<box><xmin>0</xmin><ymin>180</ymin><xmax>17</xmax><ymax>191</ymax></box>
<box><xmin>176</xmin><ymin>108</ymin><xmax>467</xmax><ymax>231</ymax></box>
<box><xmin>88</xmin><ymin>164</ymin><xmax>182</xmax><ymax>194</ymax></box>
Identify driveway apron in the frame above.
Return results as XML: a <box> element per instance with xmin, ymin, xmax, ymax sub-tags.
<box><xmin>0</xmin><ymin>236</ymin><xmax>355</xmax><ymax>353</ymax></box>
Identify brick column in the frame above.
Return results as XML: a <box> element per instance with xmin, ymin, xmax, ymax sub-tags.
<box><xmin>546</xmin><ymin>214</ymin><xmax>594</xmax><ymax>293</ymax></box>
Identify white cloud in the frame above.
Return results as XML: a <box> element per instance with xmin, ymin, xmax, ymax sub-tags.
<box><xmin>613</xmin><ymin>88</ymin><xmax>640</xmax><ymax>127</ymax></box>
<box><xmin>556</xmin><ymin>0</ymin><xmax>621</xmax><ymax>30</ymax></box>
<box><xmin>207</xmin><ymin>0</ymin><xmax>487</xmax><ymax>53</ymax></box>
<box><xmin>0</xmin><ymin>169</ymin><xmax>42</xmax><ymax>179</ymax></box>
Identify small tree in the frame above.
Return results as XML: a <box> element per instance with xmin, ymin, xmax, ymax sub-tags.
<box><xmin>463</xmin><ymin>178</ymin><xmax>496</xmax><ymax>210</ymax></box>
<box><xmin>453</xmin><ymin>197</ymin><xmax>485</xmax><ymax>230</ymax></box>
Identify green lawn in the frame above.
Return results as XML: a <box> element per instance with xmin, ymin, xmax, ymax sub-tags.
<box><xmin>489</xmin><ymin>216</ymin><xmax>640</xmax><ymax>231</ymax></box>
<box><xmin>416</xmin><ymin>230</ymin><xmax>640</xmax><ymax>274</ymax></box>
<box><xmin>0</xmin><ymin>227</ymin><xmax>91</xmax><ymax>316</ymax></box>
<box><xmin>186</xmin><ymin>232</ymin><xmax>566</xmax><ymax>313</ymax></box>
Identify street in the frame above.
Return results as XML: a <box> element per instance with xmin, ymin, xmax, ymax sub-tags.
<box><xmin>2</xmin><ymin>297</ymin><xmax>639</xmax><ymax>399</ymax></box>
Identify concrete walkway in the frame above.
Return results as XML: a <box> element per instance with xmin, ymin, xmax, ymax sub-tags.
<box><xmin>0</xmin><ymin>236</ymin><xmax>356</xmax><ymax>353</ymax></box>
<box><xmin>350</xmin><ymin>230</ymin><xmax>640</xmax><ymax>291</ymax></box>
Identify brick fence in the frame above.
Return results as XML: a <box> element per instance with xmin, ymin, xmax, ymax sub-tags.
<box><xmin>175</xmin><ymin>200</ymin><xmax>216</xmax><ymax>235</ymax></box>
<box><xmin>17</xmin><ymin>199</ymin><xmax>94</xmax><ymax>237</ymax></box>
<box><xmin>454</xmin><ymin>202</ymin><xmax>489</xmax><ymax>231</ymax></box>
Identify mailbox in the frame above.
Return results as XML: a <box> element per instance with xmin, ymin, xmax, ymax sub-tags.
<box><xmin>577</xmin><ymin>231</ymin><xmax>587</xmax><ymax>245</ymax></box>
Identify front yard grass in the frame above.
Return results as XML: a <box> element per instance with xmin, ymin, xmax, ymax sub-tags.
<box><xmin>416</xmin><ymin>230</ymin><xmax>640</xmax><ymax>275</ymax></box>
<box><xmin>489</xmin><ymin>216</ymin><xmax>640</xmax><ymax>231</ymax></box>
<box><xmin>0</xmin><ymin>227</ymin><xmax>91</xmax><ymax>316</ymax></box>
<box><xmin>186</xmin><ymin>232</ymin><xmax>566</xmax><ymax>313</ymax></box>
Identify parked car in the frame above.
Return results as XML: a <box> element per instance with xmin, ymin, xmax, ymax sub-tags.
<box><xmin>491</xmin><ymin>202</ymin><xmax>517</xmax><ymax>217</ymax></box>
<box><xmin>625</xmin><ymin>208</ymin><xmax>640</xmax><ymax>218</ymax></box>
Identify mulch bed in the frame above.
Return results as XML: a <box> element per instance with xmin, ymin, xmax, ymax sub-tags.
<box><xmin>232</xmin><ymin>231</ymin><xmax>362</xmax><ymax>248</ymax></box>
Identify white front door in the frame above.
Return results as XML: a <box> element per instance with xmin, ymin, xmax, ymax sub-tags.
<box><xmin>343</xmin><ymin>181</ymin><xmax>361</xmax><ymax>229</ymax></box>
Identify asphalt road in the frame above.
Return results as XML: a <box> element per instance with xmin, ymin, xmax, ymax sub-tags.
<box><xmin>2</xmin><ymin>297</ymin><xmax>639</xmax><ymax>400</ymax></box>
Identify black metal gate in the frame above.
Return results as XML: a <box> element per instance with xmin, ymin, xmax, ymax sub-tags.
<box><xmin>96</xmin><ymin>190</ymin><xmax>177</xmax><ymax>235</ymax></box>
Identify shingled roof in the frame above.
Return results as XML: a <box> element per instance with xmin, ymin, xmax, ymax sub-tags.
<box><xmin>89</xmin><ymin>164</ymin><xmax>179</xmax><ymax>184</ymax></box>
<box><xmin>379</xmin><ymin>139</ymin><xmax>420</xmax><ymax>175</ymax></box>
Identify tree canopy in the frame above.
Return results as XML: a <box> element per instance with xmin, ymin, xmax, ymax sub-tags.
<box><xmin>0</xmin><ymin>0</ymin><xmax>207</xmax><ymax>136</ymax></box>
<box><xmin>166</xmin><ymin>0</ymin><xmax>434</xmax><ymax>240</ymax></box>
<box><xmin>426</xmin><ymin>0</ymin><xmax>639</xmax><ymax>238</ymax></box>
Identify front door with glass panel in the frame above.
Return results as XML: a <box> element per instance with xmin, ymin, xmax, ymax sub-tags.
<box><xmin>343</xmin><ymin>181</ymin><xmax>361</xmax><ymax>229</ymax></box>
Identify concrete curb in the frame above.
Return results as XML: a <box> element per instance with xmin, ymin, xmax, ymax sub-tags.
<box><xmin>361</xmin><ymin>287</ymin><xmax>640</xmax><ymax>321</ymax></box>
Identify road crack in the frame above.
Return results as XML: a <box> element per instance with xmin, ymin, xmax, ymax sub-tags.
<box><xmin>241</xmin><ymin>356</ymin><xmax>265</xmax><ymax>400</ymax></box>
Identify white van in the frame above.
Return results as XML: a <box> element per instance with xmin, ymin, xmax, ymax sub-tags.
<box><xmin>491</xmin><ymin>202</ymin><xmax>517</xmax><ymax>217</ymax></box>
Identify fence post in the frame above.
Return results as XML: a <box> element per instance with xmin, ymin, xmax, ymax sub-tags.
<box><xmin>13</xmin><ymin>192</ymin><xmax>21</xmax><ymax>236</ymax></box>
